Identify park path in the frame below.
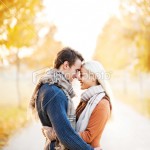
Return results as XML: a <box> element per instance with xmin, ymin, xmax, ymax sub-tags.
<box><xmin>3</xmin><ymin>99</ymin><xmax>150</xmax><ymax>150</ymax></box>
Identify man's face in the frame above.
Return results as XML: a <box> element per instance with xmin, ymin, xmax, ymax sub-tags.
<box><xmin>65</xmin><ymin>59</ymin><xmax>82</xmax><ymax>82</ymax></box>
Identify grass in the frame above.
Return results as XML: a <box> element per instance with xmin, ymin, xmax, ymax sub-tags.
<box><xmin>0</xmin><ymin>106</ymin><xmax>28</xmax><ymax>148</ymax></box>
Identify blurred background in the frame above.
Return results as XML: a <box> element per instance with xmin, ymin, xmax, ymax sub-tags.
<box><xmin>0</xmin><ymin>0</ymin><xmax>150</xmax><ymax>150</ymax></box>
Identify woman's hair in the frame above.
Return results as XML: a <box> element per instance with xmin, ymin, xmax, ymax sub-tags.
<box><xmin>54</xmin><ymin>47</ymin><xmax>84</xmax><ymax>69</ymax></box>
<box><xmin>82</xmin><ymin>60</ymin><xmax>113</xmax><ymax>111</ymax></box>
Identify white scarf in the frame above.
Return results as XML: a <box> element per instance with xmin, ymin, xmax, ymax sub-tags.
<box><xmin>76</xmin><ymin>85</ymin><xmax>105</xmax><ymax>132</ymax></box>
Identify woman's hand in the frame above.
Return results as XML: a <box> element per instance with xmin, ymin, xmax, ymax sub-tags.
<box><xmin>42</xmin><ymin>126</ymin><xmax>56</xmax><ymax>141</ymax></box>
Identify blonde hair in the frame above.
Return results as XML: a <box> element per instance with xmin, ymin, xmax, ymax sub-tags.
<box><xmin>82</xmin><ymin>60</ymin><xmax>113</xmax><ymax>110</ymax></box>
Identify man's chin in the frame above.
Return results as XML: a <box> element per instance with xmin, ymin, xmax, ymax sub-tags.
<box><xmin>81</xmin><ymin>87</ymin><xmax>85</xmax><ymax>90</ymax></box>
<box><xmin>70</xmin><ymin>78</ymin><xmax>74</xmax><ymax>82</ymax></box>
<box><xmin>68</xmin><ymin>78</ymin><xmax>73</xmax><ymax>83</ymax></box>
<box><xmin>80</xmin><ymin>85</ymin><xmax>85</xmax><ymax>90</ymax></box>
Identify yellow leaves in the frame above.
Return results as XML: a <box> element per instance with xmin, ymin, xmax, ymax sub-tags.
<box><xmin>94</xmin><ymin>0</ymin><xmax>150</xmax><ymax>73</ymax></box>
<box><xmin>0</xmin><ymin>0</ymin><xmax>43</xmax><ymax>48</ymax></box>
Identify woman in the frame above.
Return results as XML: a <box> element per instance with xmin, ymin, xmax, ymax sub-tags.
<box><xmin>43</xmin><ymin>60</ymin><xmax>112</xmax><ymax>149</ymax></box>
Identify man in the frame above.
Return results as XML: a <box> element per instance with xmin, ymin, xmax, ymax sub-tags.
<box><xmin>30</xmin><ymin>47</ymin><xmax>93</xmax><ymax>150</ymax></box>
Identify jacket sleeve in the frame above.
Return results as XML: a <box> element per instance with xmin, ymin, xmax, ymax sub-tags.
<box><xmin>79</xmin><ymin>99</ymin><xmax>110</xmax><ymax>143</ymax></box>
<box><xmin>44</xmin><ymin>86</ymin><xmax>94</xmax><ymax>150</ymax></box>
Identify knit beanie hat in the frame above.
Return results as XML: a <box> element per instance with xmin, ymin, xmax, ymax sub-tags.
<box><xmin>82</xmin><ymin>60</ymin><xmax>114</xmax><ymax>103</ymax></box>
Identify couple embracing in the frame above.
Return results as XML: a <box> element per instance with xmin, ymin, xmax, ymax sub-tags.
<box><xmin>30</xmin><ymin>47</ymin><xmax>112</xmax><ymax>150</ymax></box>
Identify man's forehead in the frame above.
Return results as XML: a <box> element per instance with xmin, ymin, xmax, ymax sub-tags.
<box><xmin>74</xmin><ymin>59</ymin><xmax>82</xmax><ymax>68</ymax></box>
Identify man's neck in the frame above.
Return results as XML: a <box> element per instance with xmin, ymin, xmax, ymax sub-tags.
<box><xmin>57</xmin><ymin>67</ymin><xmax>65</xmax><ymax>75</ymax></box>
<box><xmin>57</xmin><ymin>67</ymin><xmax>71</xmax><ymax>83</ymax></box>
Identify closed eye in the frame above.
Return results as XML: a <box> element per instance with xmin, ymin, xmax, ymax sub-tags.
<box><xmin>76</xmin><ymin>69</ymin><xmax>80</xmax><ymax>73</ymax></box>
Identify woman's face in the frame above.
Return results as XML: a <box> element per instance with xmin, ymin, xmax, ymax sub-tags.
<box><xmin>78</xmin><ymin>66</ymin><xmax>97</xmax><ymax>90</ymax></box>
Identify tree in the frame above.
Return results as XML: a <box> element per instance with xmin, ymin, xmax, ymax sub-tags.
<box><xmin>119</xmin><ymin>0</ymin><xmax>150</xmax><ymax>72</ymax></box>
<box><xmin>94</xmin><ymin>0</ymin><xmax>150</xmax><ymax>73</ymax></box>
<box><xmin>0</xmin><ymin>0</ymin><xmax>43</xmax><ymax>107</ymax></box>
<box><xmin>93</xmin><ymin>17</ymin><xmax>134</xmax><ymax>71</ymax></box>
<box><xmin>23</xmin><ymin>24</ymin><xmax>63</xmax><ymax>69</ymax></box>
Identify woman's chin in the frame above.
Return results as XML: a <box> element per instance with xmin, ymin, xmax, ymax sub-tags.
<box><xmin>80</xmin><ymin>85</ymin><xmax>86</xmax><ymax>90</ymax></box>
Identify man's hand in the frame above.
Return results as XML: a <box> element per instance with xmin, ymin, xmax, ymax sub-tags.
<box><xmin>42</xmin><ymin>126</ymin><xmax>56</xmax><ymax>141</ymax></box>
<box><xmin>94</xmin><ymin>147</ymin><xmax>102</xmax><ymax>150</ymax></box>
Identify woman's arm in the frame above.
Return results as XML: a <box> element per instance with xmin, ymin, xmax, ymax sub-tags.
<box><xmin>79</xmin><ymin>99</ymin><xmax>110</xmax><ymax>143</ymax></box>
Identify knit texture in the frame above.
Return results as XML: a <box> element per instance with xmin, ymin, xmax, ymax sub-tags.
<box><xmin>36</xmin><ymin>84</ymin><xmax>93</xmax><ymax>150</ymax></box>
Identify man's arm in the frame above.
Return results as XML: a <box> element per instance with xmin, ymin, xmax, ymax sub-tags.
<box><xmin>44</xmin><ymin>85</ymin><xmax>93</xmax><ymax>150</ymax></box>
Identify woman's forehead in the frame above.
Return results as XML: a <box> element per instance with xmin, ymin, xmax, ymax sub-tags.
<box><xmin>80</xmin><ymin>66</ymin><xmax>88</xmax><ymax>73</ymax></box>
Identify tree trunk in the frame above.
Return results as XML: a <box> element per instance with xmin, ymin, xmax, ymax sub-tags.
<box><xmin>123</xmin><ymin>71</ymin><xmax>128</xmax><ymax>95</ymax></box>
<box><xmin>16</xmin><ymin>51</ymin><xmax>21</xmax><ymax>108</ymax></box>
<box><xmin>139</xmin><ymin>72</ymin><xmax>144</xmax><ymax>101</ymax></box>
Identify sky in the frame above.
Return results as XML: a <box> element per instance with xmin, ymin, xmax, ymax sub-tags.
<box><xmin>42</xmin><ymin>0</ymin><xmax>120</xmax><ymax>60</ymax></box>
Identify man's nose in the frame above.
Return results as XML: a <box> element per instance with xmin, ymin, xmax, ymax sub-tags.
<box><xmin>76</xmin><ymin>73</ymin><xmax>81</xmax><ymax>81</ymax></box>
<box><xmin>74</xmin><ymin>73</ymin><xmax>78</xmax><ymax>79</ymax></box>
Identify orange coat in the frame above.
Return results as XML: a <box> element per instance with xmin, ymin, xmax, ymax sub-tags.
<box><xmin>78</xmin><ymin>98</ymin><xmax>111</xmax><ymax>148</ymax></box>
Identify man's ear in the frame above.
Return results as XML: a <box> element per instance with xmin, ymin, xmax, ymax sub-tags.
<box><xmin>63</xmin><ymin>61</ymin><xmax>70</xmax><ymax>70</ymax></box>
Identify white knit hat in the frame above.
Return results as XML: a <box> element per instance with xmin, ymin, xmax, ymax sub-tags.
<box><xmin>82</xmin><ymin>60</ymin><xmax>113</xmax><ymax>102</ymax></box>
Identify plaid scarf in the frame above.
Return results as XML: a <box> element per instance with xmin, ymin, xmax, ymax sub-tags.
<box><xmin>29</xmin><ymin>69</ymin><xmax>76</xmax><ymax>150</ymax></box>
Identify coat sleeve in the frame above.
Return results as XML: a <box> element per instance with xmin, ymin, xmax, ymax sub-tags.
<box><xmin>44</xmin><ymin>86</ymin><xmax>94</xmax><ymax>150</ymax></box>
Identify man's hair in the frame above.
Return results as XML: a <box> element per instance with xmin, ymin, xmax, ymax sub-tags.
<box><xmin>54</xmin><ymin>47</ymin><xmax>84</xmax><ymax>69</ymax></box>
